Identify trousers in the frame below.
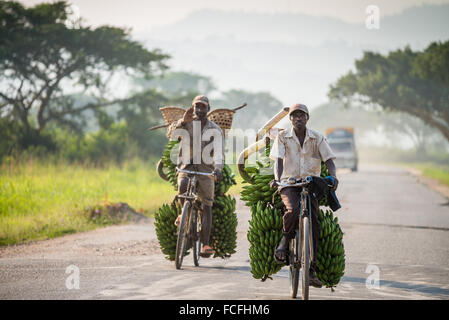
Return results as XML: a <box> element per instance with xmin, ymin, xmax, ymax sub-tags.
<box><xmin>280</xmin><ymin>186</ymin><xmax>320</xmax><ymax>269</ymax></box>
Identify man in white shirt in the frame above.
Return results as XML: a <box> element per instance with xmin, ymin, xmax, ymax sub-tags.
<box><xmin>269</xmin><ymin>103</ymin><xmax>339</xmax><ymax>288</ymax></box>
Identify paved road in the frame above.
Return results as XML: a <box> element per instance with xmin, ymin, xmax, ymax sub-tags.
<box><xmin>1</xmin><ymin>164</ymin><xmax>449</xmax><ymax>300</ymax></box>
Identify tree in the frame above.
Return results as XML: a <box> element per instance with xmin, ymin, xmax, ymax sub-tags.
<box><xmin>328</xmin><ymin>41</ymin><xmax>449</xmax><ymax>142</ymax></box>
<box><xmin>117</xmin><ymin>89</ymin><xmax>170</xmax><ymax>158</ymax></box>
<box><xmin>137</xmin><ymin>71</ymin><xmax>216</xmax><ymax>96</ymax></box>
<box><xmin>413</xmin><ymin>41</ymin><xmax>449</xmax><ymax>87</ymax></box>
<box><xmin>381</xmin><ymin>112</ymin><xmax>437</xmax><ymax>156</ymax></box>
<box><xmin>133</xmin><ymin>71</ymin><xmax>215</xmax><ymax>109</ymax></box>
<box><xmin>0</xmin><ymin>1</ymin><xmax>168</xmax><ymax>145</ymax></box>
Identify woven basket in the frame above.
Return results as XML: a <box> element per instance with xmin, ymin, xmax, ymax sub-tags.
<box><xmin>160</xmin><ymin>106</ymin><xmax>186</xmax><ymax>126</ymax></box>
<box><xmin>158</xmin><ymin>106</ymin><xmax>237</xmax><ymax>137</ymax></box>
<box><xmin>207</xmin><ymin>108</ymin><xmax>235</xmax><ymax>132</ymax></box>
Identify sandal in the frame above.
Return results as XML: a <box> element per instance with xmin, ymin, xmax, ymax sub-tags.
<box><xmin>274</xmin><ymin>247</ymin><xmax>288</xmax><ymax>264</ymax></box>
<box><xmin>199</xmin><ymin>245</ymin><xmax>215</xmax><ymax>258</ymax></box>
<box><xmin>274</xmin><ymin>235</ymin><xmax>289</xmax><ymax>264</ymax></box>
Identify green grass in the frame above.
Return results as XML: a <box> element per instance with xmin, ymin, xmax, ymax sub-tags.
<box><xmin>399</xmin><ymin>162</ymin><xmax>449</xmax><ymax>187</ymax></box>
<box><xmin>227</xmin><ymin>164</ymin><xmax>245</xmax><ymax>196</ymax></box>
<box><xmin>0</xmin><ymin>159</ymin><xmax>177</xmax><ymax>246</ymax></box>
<box><xmin>0</xmin><ymin>159</ymin><xmax>250</xmax><ymax>246</ymax></box>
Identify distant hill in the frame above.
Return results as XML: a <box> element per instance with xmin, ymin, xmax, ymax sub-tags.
<box><xmin>143</xmin><ymin>5</ymin><xmax>449</xmax><ymax>48</ymax></box>
<box><xmin>135</xmin><ymin>4</ymin><xmax>449</xmax><ymax>107</ymax></box>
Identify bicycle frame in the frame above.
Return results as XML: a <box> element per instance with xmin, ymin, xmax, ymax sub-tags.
<box><xmin>174</xmin><ymin>168</ymin><xmax>215</xmax><ymax>269</ymax></box>
<box><xmin>177</xmin><ymin>174</ymin><xmax>198</xmax><ymax>203</ymax></box>
<box><xmin>176</xmin><ymin>168</ymin><xmax>215</xmax><ymax>209</ymax></box>
<box><xmin>297</xmin><ymin>186</ymin><xmax>314</xmax><ymax>265</ymax></box>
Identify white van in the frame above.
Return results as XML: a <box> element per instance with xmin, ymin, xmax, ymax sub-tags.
<box><xmin>326</xmin><ymin>128</ymin><xmax>358</xmax><ymax>172</ymax></box>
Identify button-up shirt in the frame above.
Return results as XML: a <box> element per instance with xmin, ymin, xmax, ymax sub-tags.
<box><xmin>269</xmin><ymin>127</ymin><xmax>336</xmax><ymax>181</ymax></box>
<box><xmin>167</xmin><ymin>118</ymin><xmax>225</xmax><ymax>172</ymax></box>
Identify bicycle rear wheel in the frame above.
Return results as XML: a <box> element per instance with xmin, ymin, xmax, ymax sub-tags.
<box><xmin>301</xmin><ymin>216</ymin><xmax>310</xmax><ymax>300</ymax></box>
<box><xmin>175</xmin><ymin>201</ymin><xmax>191</xmax><ymax>270</ymax></box>
<box><xmin>192</xmin><ymin>208</ymin><xmax>201</xmax><ymax>267</ymax></box>
<box><xmin>289</xmin><ymin>231</ymin><xmax>300</xmax><ymax>298</ymax></box>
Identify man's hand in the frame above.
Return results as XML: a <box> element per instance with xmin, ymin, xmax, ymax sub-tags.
<box><xmin>182</xmin><ymin>106</ymin><xmax>194</xmax><ymax>124</ymax></box>
<box><xmin>213</xmin><ymin>168</ymin><xmax>223</xmax><ymax>182</ymax></box>
<box><xmin>325</xmin><ymin>175</ymin><xmax>338</xmax><ymax>191</ymax></box>
<box><xmin>269</xmin><ymin>179</ymin><xmax>279</xmax><ymax>189</ymax></box>
<box><xmin>329</xmin><ymin>176</ymin><xmax>338</xmax><ymax>191</ymax></box>
<box><xmin>332</xmin><ymin>176</ymin><xmax>339</xmax><ymax>191</ymax></box>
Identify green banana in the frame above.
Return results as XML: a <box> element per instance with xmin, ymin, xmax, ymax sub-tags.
<box><xmin>315</xmin><ymin>208</ymin><xmax>346</xmax><ymax>289</ymax></box>
<box><xmin>247</xmin><ymin>200</ymin><xmax>283</xmax><ymax>281</ymax></box>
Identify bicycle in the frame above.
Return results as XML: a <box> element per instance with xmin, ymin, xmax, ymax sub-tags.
<box><xmin>277</xmin><ymin>176</ymin><xmax>333</xmax><ymax>300</ymax></box>
<box><xmin>175</xmin><ymin>167</ymin><xmax>215</xmax><ymax>270</ymax></box>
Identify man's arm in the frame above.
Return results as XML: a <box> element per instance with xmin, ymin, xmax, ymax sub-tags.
<box><xmin>274</xmin><ymin>157</ymin><xmax>283</xmax><ymax>181</ymax></box>
<box><xmin>269</xmin><ymin>132</ymin><xmax>285</xmax><ymax>188</ymax></box>
<box><xmin>324</xmin><ymin>158</ymin><xmax>338</xmax><ymax>190</ymax></box>
<box><xmin>269</xmin><ymin>157</ymin><xmax>283</xmax><ymax>189</ymax></box>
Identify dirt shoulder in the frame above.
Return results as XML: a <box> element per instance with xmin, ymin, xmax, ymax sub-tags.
<box><xmin>0</xmin><ymin>221</ymin><xmax>158</xmax><ymax>259</ymax></box>
<box><xmin>404</xmin><ymin>167</ymin><xmax>449</xmax><ymax>200</ymax></box>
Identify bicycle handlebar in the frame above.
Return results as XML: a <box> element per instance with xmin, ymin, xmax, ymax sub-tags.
<box><xmin>277</xmin><ymin>176</ymin><xmax>313</xmax><ymax>188</ymax></box>
<box><xmin>276</xmin><ymin>175</ymin><xmax>335</xmax><ymax>188</ymax></box>
<box><xmin>176</xmin><ymin>167</ymin><xmax>215</xmax><ymax>177</ymax></box>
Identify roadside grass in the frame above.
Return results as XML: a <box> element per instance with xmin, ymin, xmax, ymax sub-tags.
<box><xmin>398</xmin><ymin>162</ymin><xmax>449</xmax><ymax>187</ymax></box>
<box><xmin>0</xmin><ymin>159</ymin><xmax>177</xmax><ymax>246</ymax></box>
<box><xmin>0</xmin><ymin>159</ymin><xmax>248</xmax><ymax>246</ymax></box>
<box><xmin>227</xmin><ymin>164</ymin><xmax>245</xmax><ymax>196</ymax></box>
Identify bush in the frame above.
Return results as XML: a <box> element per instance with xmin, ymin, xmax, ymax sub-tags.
<box><xmin>57</xmin><ymin>122</ymin><xmax>135</xmax><ymax>165</ymax></box>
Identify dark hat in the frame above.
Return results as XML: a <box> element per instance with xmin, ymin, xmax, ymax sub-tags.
<box><xmin>288</xmin><ymin>103</ymin><xmax>309</xmax><ymax>118</ymax></box>
<box><xmin>192</xmin><ymin>95</ymin><xmax>210</xmax><ymax>107</ymax></box>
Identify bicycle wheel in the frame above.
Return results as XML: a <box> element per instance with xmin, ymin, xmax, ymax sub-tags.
<box><xmin>175</xmin><ymin>201</ymin><xmax>191</xmax><ymax>270</ymax></box>
<box><xmin>301</xmin><ymin>216</ymin><xmax>310</xmax><ymax>300</ymax></box>
<box><xmin>289</xmin><ymin>231</ymin><xmax>300</xmax><ymax>298</ymax></box>
<box><xmin>309</xmin><ymin>217</ymin><xmax>314</xmax><ymax>263</ymax></box>
<box><xmin>192</xmin><ymin>208</ymin><xmax>201</xmax><ymax>267</ymax></box>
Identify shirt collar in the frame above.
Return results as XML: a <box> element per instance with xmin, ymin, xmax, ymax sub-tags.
<box><xmin>191</xmin><ymin>119</ymin><xmax>215</xmax><ymax>133</ymax></box>
<box><xmin>285</xmin><ymin>127</ymin><xmax>316</xmax><ymax>144</ymax></box>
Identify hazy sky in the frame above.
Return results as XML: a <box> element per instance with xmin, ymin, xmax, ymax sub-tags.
<box><xmin>22</xmin><ymin>0</ymin><xmax>449</xmax><ymax>32</ymax></box>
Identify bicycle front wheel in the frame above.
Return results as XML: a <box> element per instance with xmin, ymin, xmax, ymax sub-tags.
<box><xmin>301</xmin><ymin>216</ymin><xmax>310</xmax><ymax>300</ymax></box>
<box><xmin>192</xmin><ymin>208</ymin><xmax>201</xmax><ymax>267</ymax></box>
<box><xmin>289</xmin><ymin>231</ymin><xmax>300</xmax><ymax>298</ymax></box>
<box><xmin>175</xmin><ymin>201</ymin><xmax>191</xmax><ymax>270</ymax></box>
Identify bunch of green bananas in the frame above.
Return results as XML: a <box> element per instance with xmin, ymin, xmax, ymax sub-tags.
<box><xmin>315</xmin><ymin>208</ymin><xmax>345</xmax><ymax>289</ymax></box>
<box><xmin>154</xmin><ymin>201</ymin><xmax>183</xmax><ymax>261</ymax></box>
<box><xmin>240</xmin><ymin>142</ymin><xmax>282</xmax><ymax>208</ymax></box>
<box><xmin>240</xmin><ymin>169</ymin><xmax>283</xmax><ymax>209</ymax></box>
<box><xmin>210</xmin><ymin>194</ymin><xmax>238</xmax><ymax>258</ymax></box>
<box><xmin>247</xmin><ymin>201</ymin><xmax>284</xmax><ymax>281</ymax></box>
<box><xmin>154</xmin><ymin>195</ymin><xmax>238</xmax><ymax>261</ymax></box>
<box><xmin>215</xmin><ymin>165</ymin><xmax>237</xmax><ymax>197</ymax></box>
<box><xmin>160</xmin><ymin>140</ymin><xmax>180</xmax><ymax>189</ymax></box>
